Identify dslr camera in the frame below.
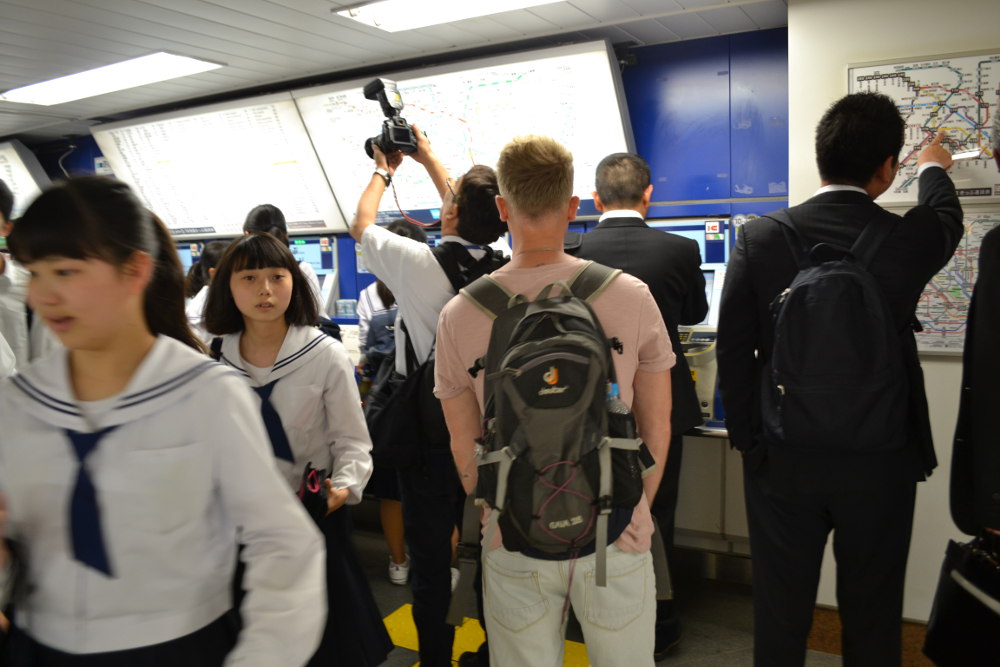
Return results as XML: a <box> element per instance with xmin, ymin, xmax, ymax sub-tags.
<box><xmin>363</xmin><ymin>78</ymin><xmax>418</xmax><ymax>158</ymax></box>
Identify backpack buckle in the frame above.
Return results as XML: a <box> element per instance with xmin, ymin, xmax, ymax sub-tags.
<box><xmin>597</xmin><ymin>495</ymin><xmax>614</xmax><ymax>514</ymax></box>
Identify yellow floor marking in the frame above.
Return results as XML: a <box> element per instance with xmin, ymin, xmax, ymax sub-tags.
<box><xmin>384</xmin><ymin>603</ymin><xmax>589</xmax><ymax>666</ymax></box>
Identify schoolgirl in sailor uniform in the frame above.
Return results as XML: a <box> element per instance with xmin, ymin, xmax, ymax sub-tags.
<box><xmin>0</xmin><ymin>177</ymin><xmax>325</xmax><ymax>666</ymax></box>
<box><xmin>205</xmin><ymin>233</ymin><xmax>392</xmax><ymax>667</ymax></box>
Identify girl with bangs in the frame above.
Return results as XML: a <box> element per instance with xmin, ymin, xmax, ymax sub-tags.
<box><xmin>0</xmin><ymin>176</ymin><xmax>325</xmax><ymax>665</ymax></box>
<box><xmin>205</xmin><ymin>233</ymin><xmax>391</xmax><ymax>667</ymax></box>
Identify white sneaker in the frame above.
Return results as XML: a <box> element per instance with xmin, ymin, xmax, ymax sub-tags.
<box><xmin>388</xmin><ymin>556</ymin><xmax>410</xmax><ymax>586</ymax></box>
<box><xmin>451</xmin><ymin>567</ymin><xmax>460</xmax><ymax>592</ymax></box>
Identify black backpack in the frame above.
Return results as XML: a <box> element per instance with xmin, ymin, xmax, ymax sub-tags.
<box><xmin>364</xmin><ymin>241</ymin><xmax>509</xmax><ymax>468</ymax></box>
<box><xmin>364</xmin><ymin>306</ymin><xmax>397</xmax><ymax>373</ymax></box>
<box><xmin>762</xmin><ymin>209</ymin><xmax>908</xmax><ymax>453</ymax></box>
<box><xmin>461</xmin><ymin>261</ymin><xmax>653</xmax><ymax>583</ymax></box>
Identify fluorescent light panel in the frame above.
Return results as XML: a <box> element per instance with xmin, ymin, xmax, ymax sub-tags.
<box><xmin>338</xmin><ymin>0</ymin><xmax>562</xmax><ymax>32</ymax></box>
<box><xmin>0</xmin><ymin>52</ymin><xmax>223</xmax><ymax>106</ymax></box>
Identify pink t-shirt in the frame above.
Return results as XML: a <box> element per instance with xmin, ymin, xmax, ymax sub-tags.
<box><xmin>435</xmin><ymin>257</ymin><xmax>675</xmax><ymax>552</ymax></box>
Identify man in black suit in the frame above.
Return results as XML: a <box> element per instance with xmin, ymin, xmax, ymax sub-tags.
<box><xmin>950</xmin><ymin>109</ymin><xmax>1000</xmax><ymax>538</ymax></box>
<box><xmin>717</xmin><ymin>92</ymin><xmax>962</xmax><ymax>665</ymax></box>
<box><xmin>569</xmin><ymin>152</ymin><xmax>708</xmax><ymax>659</ymax></box>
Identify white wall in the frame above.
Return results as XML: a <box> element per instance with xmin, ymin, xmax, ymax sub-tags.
<box><xmin>788</xmin><ymin>0</ymin><xmax>1000</xmax><ymax>621</ymax></box>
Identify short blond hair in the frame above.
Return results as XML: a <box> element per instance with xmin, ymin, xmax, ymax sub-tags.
<box><xmin>496</xmin><ymin>135</ymin><xmax>574</xmax><ymax>217</ymax></box>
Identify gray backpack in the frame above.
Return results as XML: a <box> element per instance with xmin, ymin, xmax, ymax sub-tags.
<box><xmin>461</xmin><ymin>261</ymin><xmax>654</xmax><ymax>584</ymax></box>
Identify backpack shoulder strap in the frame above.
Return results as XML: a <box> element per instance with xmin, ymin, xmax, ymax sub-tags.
<box><xmin>460</xmin><ymin>275</ymin><xmax>517</xmax><ymax>321</ymax></box>
<box><xmin>849</xmin><ymin>208</ymin><xmax>898</xmax><ymax>270</ymax></box>
<box><xmin>567</xmin><ymin>261</ymin><xmax>621</xmax><ymax>304</ymax></box>
<box><xmin>763</xmin><ymin>209</ymin><xmax>811</xmax><ymax>271</ymax></box>
<box><xmin>432</xmin><ymin>241</ymin><xmax>489</xmax><ymax>292</ymax></box>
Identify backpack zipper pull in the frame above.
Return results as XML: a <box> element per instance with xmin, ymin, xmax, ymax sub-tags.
<box><xmin>777</xmin><ymin>384</ymin><xmax>786</xmax><ymax>395</ymax></box>
<box><xmin>777</xmin><ymin>288</ymin><xmax>791</xmax><ymax>304</ymax></box>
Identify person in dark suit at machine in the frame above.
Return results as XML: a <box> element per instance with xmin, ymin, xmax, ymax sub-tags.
<box><xmin>716</xmin><ymin>92</ymin><xmax>962</xmax><ymax>665</ymax></box>
<box><xmin>568</xmin><ymin>152</ymin><xmax>708</xmax><ymax>659</ymax></box>
<box><xmin>950</xmin><ymin>106</ymin><xmax>1000</xmax><ymax>539</ymax></box>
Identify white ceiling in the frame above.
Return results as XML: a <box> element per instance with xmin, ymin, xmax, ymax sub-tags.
<box><xmin>0</xmin><ymin>0</ymin><xmax>787</xmax><ymax>144</ymax></box>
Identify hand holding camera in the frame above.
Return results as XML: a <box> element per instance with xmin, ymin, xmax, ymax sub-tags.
<box><xmin>363</xmin><ymin>78</ymin><xmax>418</xmax><ymax>159</ymax></box>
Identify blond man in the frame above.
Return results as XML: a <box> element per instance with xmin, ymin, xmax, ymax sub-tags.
<box><xmin>434</xmin><ymin>136</ymin><xmax>673</xmax><ymax>666</ymax></box>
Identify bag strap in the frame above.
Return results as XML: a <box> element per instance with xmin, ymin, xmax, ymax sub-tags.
<box><xmin>768</xmin><ymin>207</ymin><xmax>897</xmax><ymax>271</ymax></box>
<box><xmin>460</xmin><ymin>275</ymin><xmax>518</xmax><ymax>321</ymax></box>
<box><xmin>209</xmin><ymin>336</ymin><xmax>223</xmax><ymax>362</ymax></box>
<box><xmin>765</xmin><ymin>209</ymin><xmax>812</xmax><ymax>271</ymax></box>
<box><xmin>567</xmin><ymin>261</ymin><xmax>621</xmax><ymax>303</ymax></box>
<box><xmin>432</xmin><ymin>241</ymin><xmax>499</xmax><ymax>293</ymax></box>
<box><xmin>397</xmin><ymin>318</ymin><xmax>422</xmax><ymax>375</ymax></box>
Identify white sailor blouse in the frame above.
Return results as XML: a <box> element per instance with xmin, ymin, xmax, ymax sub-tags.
<box><xmin>0</xmin><ymin>335</ymin><xmax>325</xmax><ymax>663</ymax></box>
<box><xmin>216</xmin><ymin>325</ymin><xmax>373</xmax><ymax>504</ymax></box>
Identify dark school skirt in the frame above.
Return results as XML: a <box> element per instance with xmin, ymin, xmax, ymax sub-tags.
<box><xmin>308</xmin><ymin>505</ymin><xmax>394</xmax><ymax>667</ymax></box>
<box><xmin>363</xmin><ymin>462</ymin><xmax>401</xmax><ymax>501</ymax></box>
<box><xmin>0</xmin><ymin>612</ymin><xmax>236</xmax><ymax>667</ymax></box>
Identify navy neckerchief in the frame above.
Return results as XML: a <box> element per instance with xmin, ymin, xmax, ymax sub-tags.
<box><xmin>64</xmin><ymin>426</ymin><xmax>119</xmax><ymax>576</ymax></box>
<box><xmin>253</xmin><ymin>379</ymin><xmax>294</xmax><ymax>462</ymax></box>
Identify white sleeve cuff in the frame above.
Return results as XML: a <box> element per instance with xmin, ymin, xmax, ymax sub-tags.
<box><xmin>918</xmin><ymin>161</ymin><xmax>944</xmax><ymax>175</ymax></box>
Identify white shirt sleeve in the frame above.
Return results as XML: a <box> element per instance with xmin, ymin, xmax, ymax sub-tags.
<box><xmin>360</xmin><ymin>225</ymin><xmax>455</xmax><ymax>371</ymax></box>
<box><xmin>298</xmin><ymin>261</ymin><xmax>326</xmax><ymax>319</ymax></box>
<box><xmin>356</xmin><ymin>284</ymin><xmax>379</xmax><ymax>353</ymax></box>
<box><xmin>0</xmin><ymin>332</ymin><xmax>14</xmax><ymax>379</ymax></box>
<box><xmin>205</xmin><ymin>375</ymin><xmax>326</xmax><ymax>665</ymax></box>
<box><xmin>322</xmin><ymin>342</ymin><xmax>374</xmax><ymax>504</ymax></box>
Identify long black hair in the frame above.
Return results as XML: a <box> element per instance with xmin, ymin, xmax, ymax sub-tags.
<box><xmin>8</xmin><ymin>176</ymin><xmax>205</xmax><ymax>353</ymax></box>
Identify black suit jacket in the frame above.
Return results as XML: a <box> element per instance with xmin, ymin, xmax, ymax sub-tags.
<box><xmin>951</xmin><ymin>225</ymin><xmax>1000</xmax><ymax>534</ymax></box>
<box><xmin>569</xmin><ymin>216</ymin><xmax>709</xmax><ymax>433</ymax></box>
<box><xmin>717</xmin><ymin>167</ymin><xmax>962</xmax><ymax>490</ymax></box>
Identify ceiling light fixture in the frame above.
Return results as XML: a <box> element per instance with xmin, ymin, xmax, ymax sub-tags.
<box><xmin>0</xmin><ymin>52</ymin><xmax>224</xmax><ymax>106</ymax></box>
<box><xmin>337</xmin><ymin>0</ymin><xmax>562</xmax><ymax>32</ymax></box>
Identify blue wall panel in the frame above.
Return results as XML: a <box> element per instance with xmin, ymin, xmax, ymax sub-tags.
<box><xmin>623</xmin><ymin>38</ymin><xmax>732</xmax><ymax>202</ymax></box>
<box><xmin>729</xmin><ymin>29</ymin><xmax>788</xmax><ymax>200</ymax></box>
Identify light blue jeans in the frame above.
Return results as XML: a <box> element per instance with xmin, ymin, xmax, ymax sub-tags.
<box><xmin>483</xmin><ymin>544</ymin><xmax>655</xmax><ymax>667</ymax></box>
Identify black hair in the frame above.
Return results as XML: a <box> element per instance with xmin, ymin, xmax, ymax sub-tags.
<box><xmin>8</xmin><ymin>176</ymin><xmax>204</xmax><ymax>352</ymax></box>
<box><xmin>595</xmin><ymin>153</ymin><xmax>651</xmax><ymax>208</ymax></box>
<box><xmin>0</xmin><ymin>178</ymin><xmax>12</xmax><ymax>222</ymax></box>
<box><xmin>815</xmin><ymin>92</ymin><xmax>905</xmax><ymax>186</ymax></box>
<box><xmin>243</xmin><ymin>203</ymin><xmax>288</xmax><ymax>245</ymax></box>
<box><xmin>386</xmin><ymin>218</ymin><xmax>427</xmax><ymax>243</ymax></box>
<box><xmin>184</xmin><ymin>239</ymin><xmax>231</xmax><ymax>298</ymax></box>
<box><xmin>204</xmin><ymin>233</ymin><xmax>318</xmax><ymax>335</ymax></box>
<box><xmin>454</xmin><ymin>165</ymin><xmax>507</xmax><ymax>245</ymax></box>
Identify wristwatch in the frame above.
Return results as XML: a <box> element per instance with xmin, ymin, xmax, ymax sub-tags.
<box><xmin>374</xmin><ymin>168</ymin><xmax>392</xmax><ymax>186</ymax></box>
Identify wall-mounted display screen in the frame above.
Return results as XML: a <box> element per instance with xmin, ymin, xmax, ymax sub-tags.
<box><xmin>290</xmin><ymin>236</ymin><xmax>336</xmax><ymax>276</ymax></box>
<box><xmin>649</xmin><ymin>218</ymin><xmax>729</xmax><ymax>265</ymax></box>
<box><xmin>91</xmin><ymin>93</ymin><xmax>346</xmax><ymax>237</ymax></box>
<box><xmin>0</xmin><ymin>140</ymin><xmax>51</xmax><ymax>219</ymax></box>
<box><xmin>293</xmin><ymin>41</ymin><xmax>634</xmax><ymax>224</ymax></box>
<box><xmin>175</xmin><ymin>241</ymin><xmax>202</xmax><ymax>273</ymax></box>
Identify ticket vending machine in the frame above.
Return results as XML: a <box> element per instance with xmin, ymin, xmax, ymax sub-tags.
<box><xmin>680</xmin><ymin>265</ymin><xmax>726</xmax><ymax>424</ymax></box>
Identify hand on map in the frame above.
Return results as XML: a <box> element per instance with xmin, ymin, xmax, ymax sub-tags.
<box><xmin>917</xmin><ymin>129</ymin><xmax>953</xmax><ymax>170</ymax></box>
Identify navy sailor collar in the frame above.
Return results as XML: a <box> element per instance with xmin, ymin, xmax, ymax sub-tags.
<box><xmin>8</xmin><ymin>335</ymin><xmax>230</xmax><ymax>431</ymax></box>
